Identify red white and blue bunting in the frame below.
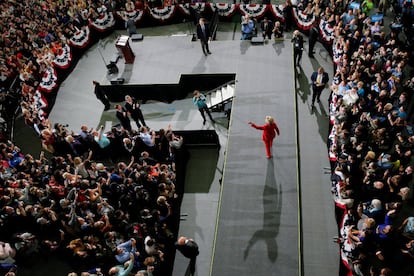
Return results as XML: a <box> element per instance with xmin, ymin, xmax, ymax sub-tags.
<box><xmin>332</xmin><ymin>41</ymin><xmax>343</xmax><ymax>65</ymax></box>
<box><xmin>177</xmin><ymin>3</ymin><xmax>207</xmax><ymax>16</ymax></box>
<box><xmin>319</xmin><ymin>19</ymin><xmax>334</xmax><ymax>43</ymax></box>
<box><xmin>116</xmin><ymin>10</ymin><xmax>144</xmax><ymax>23</ymax></box>
<box><xmin>149</xmin><ymin>6</ymin><xmax>176</xmax><ymax>22</ymax></box>
<box><xmin>69</xmin><ymin>27</ymin><xmax>91</xmax><ymax>48</ymax></box>
<box><xmin>52</xmin><ymin>44</ymin><xmax>72</xmax><ymax>69</ymax></box>
<box><xmin>210</xmin><ymin>3</ymin><xmax>238</xmax><ymax>17</ymax></box>
<box><xmin>34</xmin><ymin>90</ymin><xmax>48</xmax><ymax>110</ymax></box>
<box><xmin>239</xmin><ymin>4</ymin><xmax>267</xmax><ymax>18</ymax></box>
<box><xmin>292</xmin><ymin>7</ymin><xmax>315</xmax><ymax>30</ymax></box>
<box><xmin>339</xmin><ymin>213</ymin><xmax>356</xmax><ymax>276</ymax></box>
<box><xmin>90</xmin><ymin>12</ymin><xmax>116</xmax><ymax>32</ymax></box>
<box><xmin>270</xmin><ymin>4</ymin><xmax>285</xmax><ymax>22</ymax></box>
<box><xmin>39</xmin><ymin>67</ymin><xmax>58</xmax><ymax>93</ymax></box>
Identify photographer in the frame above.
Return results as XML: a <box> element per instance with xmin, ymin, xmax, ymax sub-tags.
<box><xmin>192</xmin><ymin>90</ymin><xmax>215</xmax><ymax>125</ymax></box>
<box><xmin>291</xmin><ymin>30</ymin><xmax>304</xmax><ymax>66</ymax></box>
<box><xmin>240</xmin><ymin>14</ymin><xmax>255</xmax><ymax>40</ymax></box>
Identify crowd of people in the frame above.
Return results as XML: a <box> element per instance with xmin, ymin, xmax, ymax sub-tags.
<box><xmin>318</xmin><ymin>0</ymin><xmax>414</xmax><ymax>275</ymax></box>
<box><xmin>0</xmin><ymin>118</ymin><xmax>186</xmax><ymax>275</ymax></box>
<box><xmin>1</xmin><ymin>0</ymin><xmax>414</xmax><ymax>275</ymax></box>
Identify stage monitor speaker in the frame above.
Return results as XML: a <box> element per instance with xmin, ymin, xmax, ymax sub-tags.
<box><xmin>106</xmin><ymin>62</ymin><xmax>118</xmax><ymax>74</ymax></box>
<box><xmin>131</xmin><ymin>34</ymin><xmax>144</xmax><ymax>41</ymax></box>
<box><xmin>251</xmin><ymin>37</ymin><xmax>264</xmax><ymax>45</ymax></box>
<box><xmin>110</xmin><ymin>78</ymin><xmax>125</xmax><ymax>85</ymax></box>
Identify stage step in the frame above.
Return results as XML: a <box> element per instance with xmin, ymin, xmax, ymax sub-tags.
<box><xmin>206</xmin><ymin>83</ymin><xmax>235</xmax><ymax>109</ymax></box>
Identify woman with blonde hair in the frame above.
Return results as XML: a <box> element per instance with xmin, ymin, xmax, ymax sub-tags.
<box><xmin>248</xmin><ymin>116</ymin><xmax>280</xmax><ymax>159</ymax></box>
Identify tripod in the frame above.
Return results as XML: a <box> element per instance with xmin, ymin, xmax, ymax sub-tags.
<box><xmin>97</xmin><ymin>39</ymin><xmax>118</xmax><ymax>75</ymax></box>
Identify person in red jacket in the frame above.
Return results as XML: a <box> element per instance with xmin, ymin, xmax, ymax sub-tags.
<box><xmin>248</xmin><ymin>115</ymin><xmax>280</xmax><ymax>159</ymax></box>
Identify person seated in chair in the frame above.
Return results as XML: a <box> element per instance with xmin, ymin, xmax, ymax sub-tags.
<box><xmin>241</xmin><ymin>14</ymin><xmax>255</xmax><ymax>40</ymax></box>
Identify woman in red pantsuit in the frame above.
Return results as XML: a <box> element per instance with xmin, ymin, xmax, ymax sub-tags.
<box><xmin>248</xmin><ymin>116</ymin><xmax>280</xmax><ymax>159</ymax></box>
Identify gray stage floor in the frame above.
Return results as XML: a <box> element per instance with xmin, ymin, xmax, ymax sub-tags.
<box><xmin>49</xmin><ymin>23</ymin><xmax>339</xmax><ymax>276</ymax></box>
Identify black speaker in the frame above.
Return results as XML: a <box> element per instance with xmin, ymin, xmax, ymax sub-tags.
<box><xmin>110</xmin><ymin>78</ymin><xmax>125</xmax><ymax>85</ymax></box>
<box><xmin>131</xmin><ymin>34</ymin><xmax>144</xmax><ymax>41</ymax></box>
<box><xmin>106</xmin><ymin>62</ymin><xmax>118</xmax><ymax>74</ymax></box>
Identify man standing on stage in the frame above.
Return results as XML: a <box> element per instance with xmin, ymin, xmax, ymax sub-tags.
<box><xmin>124</xmin><ymin>95</ymin><xmax>147</xmax><ymax>128</ymax></box>
<box><xmin>308</xmin><ymin>21</ymin><xmax>319</xmax><ymax>58</ymax></box>
<box><xmin>291</xmin><ymin>30</ymin><xmax>304</xmax><ymax>66</ymax></box>
<box><xmin>175</xmin><ymin>236</ymin><xmax>199</xmax><ymax>276</ymax></box>
<box><xmin>193</xmin><ymin>90</ymin><xmax>215</xmax><ymax>125</ymax></box>
<box><xmin>92</xmin><ymin>80</ymin><xmax>111</xmax><ymax>111</ymax></box>
<box><xmin>115</xmin><ymin>104</ymin><xmax>132</xmax><ymax>132</ymax></box>
<box><xmin>310</xmin><ymin>67</ymin><xmax>329</xmax><ymax>107</ymax></box>
<box><xmin>196</xmin><ymin>18</ymin><xmax>212</xmax><ymax>56</ymax></box>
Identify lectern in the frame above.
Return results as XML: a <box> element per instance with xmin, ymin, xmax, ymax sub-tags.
<box><xmin>116</xmin><ymin>35</ymin><xmax>135</xmax><ymax>64</ymax></box>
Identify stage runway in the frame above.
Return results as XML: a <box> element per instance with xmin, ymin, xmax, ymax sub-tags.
<box><xmin>49</xmin><ymin>25</ymin><xmax>339</xmax><ymax>276</ymax></box>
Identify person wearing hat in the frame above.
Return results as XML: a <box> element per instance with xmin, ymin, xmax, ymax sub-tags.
<box><xmin>248</xmin><ymin>115</ymin><xmax>280</xmax><ymax>159</ymax></box>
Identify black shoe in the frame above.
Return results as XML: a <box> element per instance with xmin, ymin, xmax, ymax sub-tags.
<box><xmin>311</xmin><ymin>103</ymin><xmax>315</xmax><ymax>108</ymax></box>
<box><xmin>207</xmin><ymin>51</ymin><xmax>212</xmax><ymax>54</ymax></box>
<box><xmin>211</xmin><ymin>119</ymin><xmax>216</xmax><ymax>124</ymax></box>
<box><xmin>317</xmin><ymin>99</ymin><xmax>321</xmax><ymax>103</ymax></box>
<box><xmin>204</xmin><ymin>52</ymin><xmax>208</xmax><ymax>56</ymax></box>
<box><xmin>308</xmin><ymin>54</ymin><xmax>314</xmax><ymax>58</ymax></box>
<box><xmin>203</xmin><ymin>120</ymin><xmax>206</xmax><ymax>125</ymax></box>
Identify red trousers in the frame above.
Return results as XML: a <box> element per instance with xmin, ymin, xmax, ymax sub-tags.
<box><xmin>263</xmin><ymin>138</ymin><xmax>273</xmax><ymax>158</ymax></box>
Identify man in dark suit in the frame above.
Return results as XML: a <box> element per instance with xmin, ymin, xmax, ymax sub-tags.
<box><xmin>196</xmin><ymin>17</ymin><xmax>212</xmax><ymax>56</ymax></box>
<box><xmin>308</xmin><ymin>21</ymin><xmax>319</xmax><ymax>57</ymax></box>
<box><xmin>260</xmin><ymin>17</ymin><xmax>274</xmax><ymax>40</ymax></box>
<box><xmin>175</xmin><ymin>236</ymin><xmax>199</xmax><ymax>275</ymax></box>
<box><xmin>291</xmin><ymin>30</ymin><xmax>304</xmax><ymax>66</ymax></box>
<box><xmin>124</xmin><ymin>95</ymin><xmax>147</xmax><ymax>128</ymax></box>
<box><xmin>93</xmin><ymin>80</ymin><xmax>111</xmax><ymax>111</ymax></box>
<box><xmin>310</xmin><ymin>67</ymin><xmax>329</xmax><ymax>107</ymax></box>
<box><xmin>115</xmin><ymin>104</ymin><xmax>132</xmax><ymax>131</ymax></box>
